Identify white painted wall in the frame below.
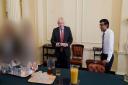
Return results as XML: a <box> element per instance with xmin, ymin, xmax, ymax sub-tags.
<box><xmin>0</xmin><ymin>0</ymin><xmax>5</xmax><ymax>27</ymax></box>
<box><xmin>30</xmin><ymin>0</ymin><xmax>121</xmax><ymax>73</ymax></box>
<box><xmin>2</xmin><ymin>0</ymin><xmax>128</xmax><ymax>74</ymax></box>
<box><xmin>6</xmin><ymin>0</ymin><xmax>21</xmax><ymax>23</ymax></box>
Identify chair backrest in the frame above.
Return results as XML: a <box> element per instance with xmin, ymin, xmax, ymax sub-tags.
<box><xmin>93</xmin><ymin>47</ymin><xmax>102</xmax><ymax>56</ymax></box>
<box><xmin>93</xmin><ymin>47</ymin><xmax>102</xmax><ymax>60</ymax></box>
<box><xmin>72</xmin><ymin>44</ymin><xmax>84</xmax><ymax>59</ymax></box>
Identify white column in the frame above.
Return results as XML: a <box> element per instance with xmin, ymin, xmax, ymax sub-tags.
<box><xmin>22</xmin><ymin>0</ymin><xmax>30</xmax><ymax>19</ymax></box>
<box><xmin>0</xmin><ymin>0</ymin><xmax>3</xmax><ymax>26</ymax></box>
<box><xmin>0</xmin><ymin>0</ymin><xmax>5</xmax><ymax>25</ymax></box>
<box><xmin>0</xmin><ymin>0</ymin><xmax>3</xmax><ymax>19</ymax></box>
<box><xmin>6</xmin><ymin>0</ymin><xmax>21</xmax><ymax>23</ymax></box>
<box><xmin>117</xmin><ymin>0</ymin><xmax>128</xmax><ymax>75</ymax></box>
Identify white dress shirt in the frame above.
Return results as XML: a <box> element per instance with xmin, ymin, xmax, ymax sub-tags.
<box><xmin>102</xmin><ymin>28</ymin><xmax>114</xmax><ymax>62</ymax></box>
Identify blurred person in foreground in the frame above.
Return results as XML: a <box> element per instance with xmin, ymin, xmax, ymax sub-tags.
<box><xmin>20</xmin><ymin>21</ymin><xmax>36</xmax><ymax>66</ymax></box>
<box><xmin>51</xmin><ymin>17</ymin><xmax>73</xmax><ymax>68</ymax></box>
<box><xmin>0</xmin><ymin>20</ymin><xmax>21</xmax><ymax>64</ymax></box>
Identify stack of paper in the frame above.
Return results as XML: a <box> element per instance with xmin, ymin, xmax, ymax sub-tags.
<box><xmin>28</xmin><ymin>71</ymin><xmax>56</xmax><ymax>84</ymax></box>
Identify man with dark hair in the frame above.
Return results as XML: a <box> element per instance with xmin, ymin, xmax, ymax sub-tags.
<box><xmin>51</xmin><ymin>17</ymin><xmax>73</xmax><ymax>68</ymax></box>
<box><xmin>99</xmin><ymin>19</ymin><xmax>114</xmax><ymax>72</ymax></box>
<box><xmin>100</xmin><ymin>19</ymin><xmax>109</xmax><ymax>28</ymax></box>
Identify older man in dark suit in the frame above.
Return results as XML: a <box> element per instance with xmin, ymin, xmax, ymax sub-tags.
<box><xmin>51</xmin><ymin>17</ymin><xmax>73</xmax><ymax>68</ymax></box>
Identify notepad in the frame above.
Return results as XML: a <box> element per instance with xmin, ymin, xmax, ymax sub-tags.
<box><xmin>28</xmin><ymin>71</ymin><xmax>56</xmax><ymax>84</ymax></box>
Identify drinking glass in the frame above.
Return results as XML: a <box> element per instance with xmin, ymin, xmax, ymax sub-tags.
<box><xmin>56</xmin><ymin>68</ymin><xmax>61</xmax><ymax>76</ymax></box>
<box><xmin>47</xmin><ymin>58</ymin><xmax>52</xmax><ymax>75</ymax></box>
<box><xmin>70</xmin><ymin>65</ymin><xmax>79</xmax><ymax>85</ymax></box>
<box><xmin>124</xmin><ymin>74</ymin><xmax>128</xmax><ymax>82</ymax></box>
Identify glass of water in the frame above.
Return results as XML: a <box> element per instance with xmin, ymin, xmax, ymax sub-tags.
<box><xmin>56</xmin><ymin>68</ymin><xmax>61</xmax><ymax>76</ymax></box>
<box><xmin>124</xmin><ymin>74</ymin><xmax>128</xmax><ymax>82</ymax></box>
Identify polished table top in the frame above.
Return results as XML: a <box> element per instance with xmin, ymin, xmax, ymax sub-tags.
<box><xmin>0</xmin><ymin>66</ymin><xmax>128</xmax><ymax>85</ymax></box>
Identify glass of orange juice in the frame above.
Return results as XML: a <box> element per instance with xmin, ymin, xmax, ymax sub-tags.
<box><xmin>70</xmin><ymin>65</ymin><xmax>79</xmax><ymax>85</ymax></box>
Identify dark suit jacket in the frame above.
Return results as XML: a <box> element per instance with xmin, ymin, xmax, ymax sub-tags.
<box><xmin>51</xmin><ymin>26</ymin><xmax>73</xmax><ymax>57</ymax></box>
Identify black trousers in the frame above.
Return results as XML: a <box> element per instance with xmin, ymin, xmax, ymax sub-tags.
<box><xmin>101</xmin><ymin>53</ymin><xmax>114</xmax><ymax>72</ymax></box>
<box><xmin>56</xmin><ymin>50</ymin><xmax>70</xmax><ymax>68</ymax></box>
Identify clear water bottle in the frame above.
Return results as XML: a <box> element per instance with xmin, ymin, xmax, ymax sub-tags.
<box><xmin>124</xmin><ymin>74</ymin><xmax>128</xmax><ymax>82</ymax></box>
<box><xmin>47</xmin><ymin>58</ymin><xmax>53</xmax><ymax>75</ymax></box>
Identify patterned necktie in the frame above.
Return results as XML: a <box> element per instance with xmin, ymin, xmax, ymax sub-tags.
<box><xmin>60</xmin><ymin>29</ymin><xmax>64</xmax><ymax>52</ymax></box>
<box><xmin>60</xmin><ymin>29</ymin><xmax>64</xmax><ymax>43</ymax></box>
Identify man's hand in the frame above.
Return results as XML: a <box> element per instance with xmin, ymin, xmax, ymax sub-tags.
<box><xmin>56</xmin><ymin>42</ymin><xmax>60</xmax><ymax>47</ymax></box>
<box><xmin>60</xmin><ymin>43</ymin><xmax>68</xmax><ymax>47</ymax></box>
<box><xmin>102</xmin><ymin>60</ymin><xmax>109</xmax><ymax>66</ymax></box>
